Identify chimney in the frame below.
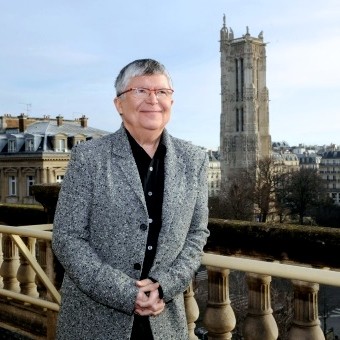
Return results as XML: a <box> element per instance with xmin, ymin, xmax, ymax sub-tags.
<box><xmin>56</xmin><ymin>115</ymin><xmax>63</xmax><ymax>126</ymax></box>
<box><xmin>79</xmin><ymin>115</ymin><xmax>88</xmax><ymax>128</ymax></box>
<box><xmin>18</xmin><ymin>113</ymin><xmax>27</xmax><ymax>132</ymax></box>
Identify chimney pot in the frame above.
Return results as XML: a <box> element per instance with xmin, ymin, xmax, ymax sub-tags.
<box><xmin>18</xmin><ymin>113</ymin><xmax>27</xmax><ymax>132</ymax></box>
<box><xmin>56</xmin><ymin>115</ymin><xmax>63</xmax><ymax>126</ymax></box>
<box><xmin>79</xmin><ymin>115</ymin><xmax>88</xmax><ymax>128</ymax></box>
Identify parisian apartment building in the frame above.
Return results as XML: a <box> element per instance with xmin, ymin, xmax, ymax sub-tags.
<box><xmin>0</xmin><ymin>114</ymin><xmax>109</xmax><ymax>205</ymax></box>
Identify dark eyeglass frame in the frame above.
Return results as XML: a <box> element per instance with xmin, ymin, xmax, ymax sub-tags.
<box><xmin>117</xmin><ymin>87</ymin><xmax>174</xmax><ymax>98</ymax></box>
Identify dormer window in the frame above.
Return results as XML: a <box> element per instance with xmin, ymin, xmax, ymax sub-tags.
<box><xmin>8</xmin><ymin>140</ymin><xmax>16</xmax><ymax>152</ymax></box>
<box><xmin>56</xmin><ymin>139</ymin><xmax>66</xmax><ymax>152</ymax></box>
<box><xmin>26</xmin><ymin>138</ymin><xmax>34</xmax><ymax>151</ymax></box>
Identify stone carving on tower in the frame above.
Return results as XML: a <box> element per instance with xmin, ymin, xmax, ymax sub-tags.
<box><xmin>220</xmin><ymin>15</ymin><xmax>272</xmax><ymax>192</ymax></box>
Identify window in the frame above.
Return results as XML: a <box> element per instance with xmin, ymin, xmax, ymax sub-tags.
<box><xmin>56</xmin><ymin>139</ymin><xmax>66</xmax><ymax>152</ymax></box>
<box><xmin>235</xmin><ymin>59</ymin><xmax>239</xmax><ymax>102</ymax></box>
<box><xmin>26</xmin><ymin>176</ymin><xmax>35</xmax><ymax>196</ymax></box>
<box><xmin>56</xmin><ymin>175</ymin><xmax>64</xmax><ymax>183</ymax></box>
<box><xmin>241</xmin><ymin>107</ymin><xmax>244</xmax><ymax>132</ymax></box>
<box><xmin>8</xmin><ymin>140</ymin><xmax>16</xmax><ymax>152</ymax></box>
<box><xmin>59</xmin><ymin>139</ymin><xmax>66</xmax><ymax>152</ymax></box>
<box><xmin>26</xmin><ymin>139</ymin><xmax>34</xmax><ymax>151</ymax></box>
<box><xmin>236</xmin><ymin>109</ymin><xmax>239</xmax><ymax>132</ymax></box>
<box><xmin>9</xmin><ymin>176</ymin><xmax>17</xmax><ymax>196</ymax></box>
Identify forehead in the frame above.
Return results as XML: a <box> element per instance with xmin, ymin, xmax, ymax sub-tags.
<box><xmin>127</xmin><ymin>74</ymin><xmax>171</xmax><ymax>88</ymax></box>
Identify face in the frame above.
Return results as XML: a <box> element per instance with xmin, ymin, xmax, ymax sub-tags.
<box><xmin>114</xmin><ymin>74</ymin><xmax>173</xmax><ymax>137</ymax></box>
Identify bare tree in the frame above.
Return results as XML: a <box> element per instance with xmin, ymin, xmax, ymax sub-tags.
<box><xmin>273</xmin><ymin>171</ymin><xmax>292</xmax><ymax>223</ymax></box>
<box><xmin>253</xmin><ymin>157</ymin><xmax>277</xmax><ymax>222</ymax></box>
<box><xmin>220</xmin><ymin>170</ymin><xmax>254</xmax><ymax>220</ymax></box>
<box><xmin>286</xmin><ymin>168</ymin><xmax>327</xmax><ymax>225</ymax></box>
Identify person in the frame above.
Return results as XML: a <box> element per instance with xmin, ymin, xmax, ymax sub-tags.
<box><xmin>52</xmin><ymin>58</ymin><xmax>209</xmax><ymax>340</ymax></box>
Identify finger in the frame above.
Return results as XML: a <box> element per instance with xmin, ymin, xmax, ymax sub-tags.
<box><xmin>135</xmin><ymin>279</ymin><xmax>153</xmax><ymax>287</ymax></box>
<box><xmin>134</xmin><ymin>307</ymin><xmax>154</xmax><ymax>317</ymax></box>
<box><xmin>151</xmin><ymin>301</ymin><xmax>165</xmax><ymax>316</ymax></box>
<box><xmin>136</xmin><ymin>294</ymin><xmax>160</xmax><ymax>309</ymax></box>
<box><xmin>138</xmin><ymin>282</ymin><xmax>159</xmax><ymax>293</ymax></box>
<box><xmin>138</xmin><ymin>296</ymin><xmax>164</xmax><ymax>311</ymax></box>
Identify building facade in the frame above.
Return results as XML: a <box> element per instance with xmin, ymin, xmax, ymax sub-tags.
<box><xmin>0</xmin><ymin>114</ymin><xmax>109</xmax><ymax>205</ymax></box>
<box><xmin>319</xmin><ymin>150</ymin><xmax>340</xmax><ymax>205</ymax></box>
<box><xmin>207</xmin><ymin>149</ymin><xmax>221</xmax><ymax>198</ymax></box>
<box><xmin>219</xmin><ymin>16</ymin><xmax>271</xmax><ymax>193</ymax></box>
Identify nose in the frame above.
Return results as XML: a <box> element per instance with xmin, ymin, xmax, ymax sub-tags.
<box><xmin>146</xmin><ymin>91</ymin><xmax>159</xmax><ymax>104</ymax></box>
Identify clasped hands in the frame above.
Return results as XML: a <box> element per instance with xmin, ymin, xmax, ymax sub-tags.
<box><xmin>134</xmin><ymin>279</ymin><xmax>165</xmax><ymax>317</ymax></box>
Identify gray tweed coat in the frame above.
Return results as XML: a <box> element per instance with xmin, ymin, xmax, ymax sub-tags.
<box><xmin>52</xmin><ymin>126</ymin><xmax>209</xmax><ymax>340</ymax></box>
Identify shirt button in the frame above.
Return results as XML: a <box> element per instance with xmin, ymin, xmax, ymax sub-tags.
<box><xmin>134</xmin><ymin>263</ymin><xmax>141</xmax><ymax>270</ymax></box>
<box><xmin>149</xmin><ymin>166</ymin><xmax>153</xmax><ymax>171</ymax></box>
<box><xmin>148</xmin><ymin>191</ymin><xmax>152</xmax><ymax>196</ymax></box>
<box><xmin>140</xmin><ymin>224</ymin><xmax>147</xmax><ymax>231</ymax></box>
<box><xmin>147</xmin><ymin>246</ymin><xmax>153</xmax><ymax>250</ymax></box>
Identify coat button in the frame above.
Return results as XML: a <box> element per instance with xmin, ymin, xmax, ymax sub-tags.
<box><xmin>140</xmin><ymin>224</ymin><xmax>147</xmax><ymax>231</ymax></box>
<box><xmin>134</xmin><ymin>263</ymin><xmax>141</xmax><ymax>270</ymax></box>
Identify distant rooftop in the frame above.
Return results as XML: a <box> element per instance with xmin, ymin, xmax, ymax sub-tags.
<box><xmin>0</xmin><ymin>113</ymin><xmax>111</xmax><ymax>136</ymax></box>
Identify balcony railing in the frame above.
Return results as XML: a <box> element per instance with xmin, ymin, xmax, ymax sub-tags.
<box><xmin>1</xmin><ymin>220</ymin><xmax>340</xmax><ymax>339</ymax></box>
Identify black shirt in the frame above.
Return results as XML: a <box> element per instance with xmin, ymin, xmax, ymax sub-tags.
<box><xmin>126</xmin><ymin>130</ymin><xmax>166</xmax><ymax>280</ymax></box>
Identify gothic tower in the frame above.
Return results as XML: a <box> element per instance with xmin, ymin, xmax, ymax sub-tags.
<box><xmin>220</xmin><ymin>15</ymin><xmax>271</xmax><ymax>191</ymax></box>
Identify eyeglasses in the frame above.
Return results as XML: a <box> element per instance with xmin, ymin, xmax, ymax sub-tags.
<box><xmin>117</xmin><ymin>87</ymin><xmax>174</xmax><ymax>99</ymax></box>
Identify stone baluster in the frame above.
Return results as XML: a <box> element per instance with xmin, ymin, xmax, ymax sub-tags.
<box><xmin>45</xmin><ymin>239</ymin><xmax>60</xmax><ymax>340</ymax></box>
<box><xmin>36</xmin><ymin>239</ymin><xmax>47</xmax><ymax>297</ymax></box>
<box><xmin>243</xmin><ymin>273</ymin><xmax>278</xmax><ymax>340</ymax></box>
<box><xmin>184</xmin><ymin>281</ymin><xmax>199</xmax><ymax>340</ymax></box>
<box><xmin>203</xmin><ymin>266</ymin><xmax>236</xmax><ymax>339</ymax></box>
<box><xmin>16</xmin><ymin>237</ymin><xmax>39</xmax><ymax>297</ymax></box>
<box><xmin>288</xmin><ymin>280</ymin><xmax>325</xmax><ymax>340</ymax></box>
<box><xmin>0</xmin><ymin>235</ymin><xmax>20</xmax><ymax>292</ymax></box>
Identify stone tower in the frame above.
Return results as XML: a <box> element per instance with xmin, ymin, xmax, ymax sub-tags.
<box><xmin>220</xmin><ymin>15</ymin><xmax>271</xmax><ymax>191</ymax></box>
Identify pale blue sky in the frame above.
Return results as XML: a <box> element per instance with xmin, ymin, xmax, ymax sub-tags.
<box><xmin>1</xmin><ymin>0</ymin><xmax>339</xmax><ymax>149</ymax></box>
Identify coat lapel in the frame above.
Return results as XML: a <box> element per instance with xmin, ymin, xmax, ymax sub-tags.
<box><xmin>109</xmin><ymin>127</ymin><xmax>147</xmax><ymax>213</ymax></box>
<box><xmin>159</xmin><ymin>131</ymin><xmax>185</xmax><ymax>240</ymax></box>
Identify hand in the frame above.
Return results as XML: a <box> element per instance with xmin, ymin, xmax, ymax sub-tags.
<box><xmin>134</xmin><ymin>279</ymin><xmax>165</xmax><ymax>316</ymax></box>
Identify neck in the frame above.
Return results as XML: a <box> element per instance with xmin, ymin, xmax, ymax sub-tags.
<box><xmin>125</xmin><ymin>126</ymin><xmax>163</xmax><ymax>158</ymax></box>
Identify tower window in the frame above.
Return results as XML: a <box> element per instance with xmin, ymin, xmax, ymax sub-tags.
<box><xmin>241</xmin><ymin>107</ymin><xmax>244</xmax><ymax>132</ymax></box>
<box><xmin>235</xmin><ymin>59</ymin><xmax>239</xmax><ymax>102</ymax></box>
<box><xmin>240</xmin><ymin>58</ymin><xmax>244</xmax><ymax>100</ymax></box>
<box><xmin>236</xmin><ymin>109</ymin><xmax>239</xmax><ymax>132</ymax></box>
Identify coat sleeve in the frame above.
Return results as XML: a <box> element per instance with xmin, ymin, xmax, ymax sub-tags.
<box><xmin>52</xmin><ymin>144</ymin><xmax>138</xmax><ymax>315</ymax></box>
<box><xmin>149</xmin><ymin>153</ymin><xmax>209</xmax><ymax>301</ymax></box>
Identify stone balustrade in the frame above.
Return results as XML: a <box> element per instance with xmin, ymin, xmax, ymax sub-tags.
<box><xmin>1</xmin><ymin>220</ymin><xmax>340</xmax><ymax>339</ymax></box>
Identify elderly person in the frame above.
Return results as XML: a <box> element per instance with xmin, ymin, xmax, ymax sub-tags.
<box><xmin>52</xmin><ymin>58</ymin><xmax>209</xmax><ymax>340</ymax></box>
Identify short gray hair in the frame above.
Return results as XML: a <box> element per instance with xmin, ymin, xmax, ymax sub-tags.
<box><xmin>114</xmin><ymin>59</ymin><xmax>173</xmax><ymax>97</ymax></box>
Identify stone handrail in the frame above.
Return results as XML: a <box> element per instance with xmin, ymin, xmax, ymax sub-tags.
<box><xmin>1</xmin><ymin>220</ymin><xmax>340</xmax><ymax>339</ymax></box>
<box><xmin>0</xmin><ymin>223</ymin><xmax>59</xmax><ymax>339</ymax></box>
<box><xmin>186</xmin><ymin>219</ymin><xmax>340</xmax><ymax>340</ymax></box>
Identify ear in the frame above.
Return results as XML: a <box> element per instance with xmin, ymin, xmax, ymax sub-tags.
<box><xmin>113</xmin><ymin>97</ymin><xmax>123</xmax><ymax>115</ymax></box>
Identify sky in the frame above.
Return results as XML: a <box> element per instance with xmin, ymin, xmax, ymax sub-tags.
<box><xmin>1</xmin><ymin>0</ymin><xmax>339</xmax><ymax>149</ymax></box>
